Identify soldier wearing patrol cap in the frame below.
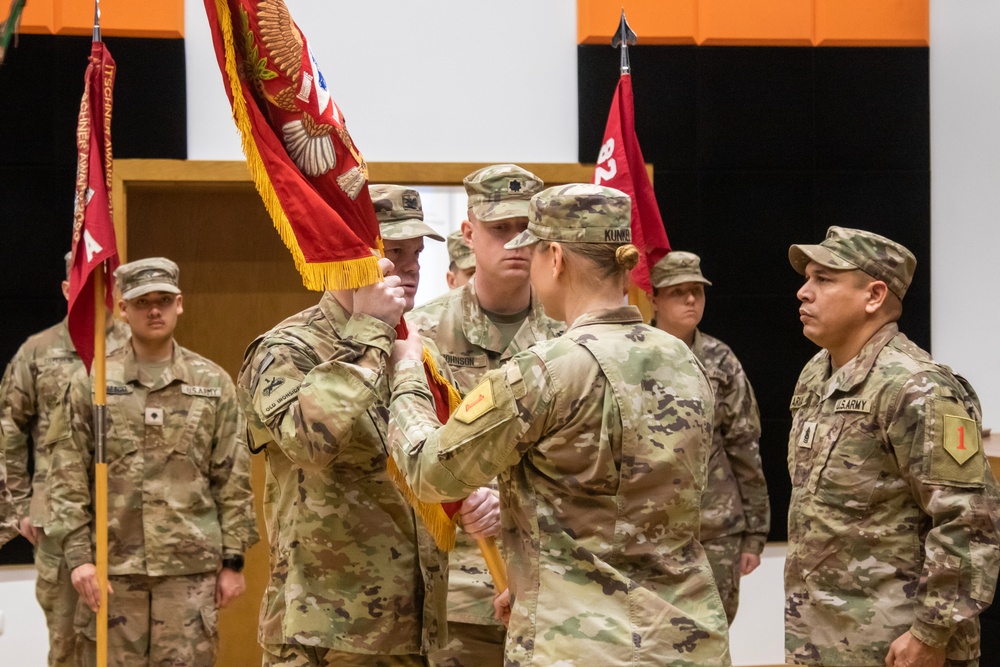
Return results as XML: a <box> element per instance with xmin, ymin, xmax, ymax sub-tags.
<box><xmin>407</xmin><ymin>165</ymin><xmax>564</xmax><ymax>667</ymax></box>
<box><xmin>45</xmin><ymin>257</ymin><xmax>260</xmax><ymax>667</ymax></box>
<box><xmin>649</xmin><ymin>251</ymin><xmax>770</xmax><ymax>625</ymax></box>
<box><xmin>236</xmin><ymin>186</ymin><xmax>499</xmax><ymax>667</ymax></box>
<box><xmin>0</xmin><ymin>251</ymin><xmax>129</xmax><ymax>667</ymax></box>
<box><xmin>785</xmin><ymin>227</ymin><xmax>1000</xmax><ymax>667</ymax></box>
<box><xmin>388</xmin><ymin>184</ymin><xmax>731</xmax><ymax>666</ymax></box>
<box><xmin>446</xmin><ymin>230</ymin><xmax>476</xmax><ymax>290</ymax></box>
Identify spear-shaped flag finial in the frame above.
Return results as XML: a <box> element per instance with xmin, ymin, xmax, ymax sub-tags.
<box><xmin>93</xmin><ymin>0</ymin><xmax>101</xmax><ymax>42</ymax></box>
<box><xmin>611</xmin><ymin>9</ymin><xmax>637</xmax><ymax>75</ymax></box>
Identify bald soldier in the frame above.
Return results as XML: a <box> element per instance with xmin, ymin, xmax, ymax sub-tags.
<box><xmin>446</xmin><ymin>231</ymin><xmax>476</xmax><ymax>290</ymax></box>
<box><xmin>0</xmin><ymin>251</ymin><xmax>129</xmax><ymax>666</ymax></box>
<box><xmin>649</xmin><ymin>251</ymin><xmax>770</xmax><ymax>625</ymax></box>
<box><xmin>237</xmin><ymin>185</ymin><xmax>499</xmax><ymax>667</ymax></box>
<box><xmin>408</xmin><ymin>164</ymin><xmax>564</xmax><ymax>667</ymax></box>
<box><xmin>785</xmin><ymin>227</ymin><xmax>1000</xmax><ymax>667</ymax></box>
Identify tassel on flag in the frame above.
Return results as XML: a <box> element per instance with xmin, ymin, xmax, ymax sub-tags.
<box><xmin>592</xmin><ymin>11</ymin><xmax>670</xmax><ymax>294</ymax></box>
<box><xmin>67</xmin><ymin>39</ymin><xmax>119</xmax><ymax>372</ymax></box>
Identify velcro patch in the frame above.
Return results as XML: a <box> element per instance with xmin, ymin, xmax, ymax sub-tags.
<box><xmin>834</xmin><ymin>397</ymin><xmax>872</xmax><ymax>414</ymax></box>
<box><xmin>454</xmin><ymin>378</ymin><xmax>495</xmax><ymax>424</ymax></box>
<box><xmin>106</xmin><ymin>384</ymin><xmax>133</xmax><ymax>395</ymax></box>
<box><xmin>145</xmin><ymin>407</ymin><xmax>164</xmax><ymax>426</ymax></box>
<box><xmin>257</xmin><ymin>376</ymin><xmax>301</xmax><ymax>418</ymax></box>
<box><xmin>943</xmin><ymin>413</ymin><xmax>980</xmax><ymax>465</ymax></box>
<box><xmin>790</xmin><ymin>395</ymin><xmax>808</xmax><ymax>410</ymax></box>
<box><xmin>798</xmin><ymin>421</ymin><xmax>818</xmax><ymax>449</ymax></box>
<box><xmin>182</xmin><ymin>385</ymin><xmax>222</xmax><ymax>398</ymax></box>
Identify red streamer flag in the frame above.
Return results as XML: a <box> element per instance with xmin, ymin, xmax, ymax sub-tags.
<box><xmin>67</xmin><ymin>41</ymin><xmax>119</xmax><ymax>373</ymax></box>
<box><xmin>203</xmin><ymin>0</ymin><xmax>382</xmax><ymax>291</ymax></box>
<box><xmin>592</xmin><ymin>73</ymin><xmax>671</xmax><ymax>294</ymax></box>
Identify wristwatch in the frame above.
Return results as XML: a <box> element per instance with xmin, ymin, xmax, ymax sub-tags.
<box><xmin>222</xmin><ymin>554</ymin><xmax>245</xmax><ymax>573</ymax></box>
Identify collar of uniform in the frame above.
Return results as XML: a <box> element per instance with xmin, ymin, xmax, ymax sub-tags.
<box><xmin>120</xmin><ymin>340</ymin><xmax>192</xmax><ymax>389</ymax></box>
<box><xmin>462</xmin><ymin>278</ymin><xmax>552</xmax><ymax>355</ymax></box>
<box><xmin>691</xmin><ymin>328</ymin><xmax>706</xmax><ymax>364</ymax></box>
<box><xmin>566</xmin><ymin>305</ymin><xmax>643</xmax><ymax>333</ymax></box>
<box><xmin>821</xmin><ymin>322</ymin><xmax>900</xmax><ymax>400</ymax></box>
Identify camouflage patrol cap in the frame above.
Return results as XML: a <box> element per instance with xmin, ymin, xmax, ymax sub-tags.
<box><xmin>464</xmin><ymin>164</ymin><xmax>544</xmax><ymax>222</ymax></box>
<box><xmin>447</xmin><ymin>231</ymin><xmax>475</xmax><ymax>270</ymax></box>
<box><xmin>504</xmin><ymin>184</ymin><xmax>632</xmax><ymax>249</ymax></box>
<box><xmin>369</xmin><ymin>184</ymin><xmax>444</xmax><ymax>241</ymax></box>
<box><xmin>650</xmin><ymin>251</ymin><xmax>713</xmax><ymax>289</ymax></box>
<box><xmin>789</xmin><ymin>226</ymin><xmax>916</xmax><ymax>299</ymax></box>
<box><xmin>114</xmin><ymin>257</ymin><xmax>181</xmax><ymax>300</ymax></box>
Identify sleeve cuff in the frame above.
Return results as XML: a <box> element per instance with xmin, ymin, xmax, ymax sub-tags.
<box><xmin>741</xmin><ymin>534</ymin><xmax>767</xmax><ymax>556</ymax></box>
<box><xmin>343</xmin><ymin>313</ymin><xmax>396</xmax><ymax>355</ymax></box>
<box><xmin>909</xmin><ymin>618</ymin><xmax>953</xmax><ymax>649</ymax></box>
<box><xmin>63</xmin><ymin>541</ymin><xmax>94</xmax><ymax>571</ymax></box>
<box><xmin>391</xmin><ymin>361</ymin><xmax>429</xmax><ymax>393</ymax></box>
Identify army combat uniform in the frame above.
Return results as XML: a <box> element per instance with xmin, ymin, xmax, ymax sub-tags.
<box><xmin>407</xmin><ymin>165</ymin><xmax>561</xmax><ymax>667</ymax></box>
<box><xmin>390</xmin><ymin>185</ymin><xmax>731</xmax><ymax>667</ymax></box>
<box><xmin>785</xmin><ymin>228</ymin><xmax>1000</xmax><ymax>666</ymax></box>
<box><xmin>0</xmin><ymin>453</ymin><xmax>18</xmax><ymax>547</ymax></box>
<box><xmin>0</xmin><ymin>317</ymin><xmax>128</xmax><ymax>667</ymax></box>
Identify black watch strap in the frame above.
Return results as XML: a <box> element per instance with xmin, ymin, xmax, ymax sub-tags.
<box><xmin>222</xmin><ymin>554</ymin><xmax>245</xmax><ymax>573</ymax></box>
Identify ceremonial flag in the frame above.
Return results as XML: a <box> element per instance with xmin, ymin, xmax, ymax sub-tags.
<box><xmin>592</xmin><ymin>73</ymin><xmax>671</xmax><ymax>294</ymax></box>
<box><xmin>67</xmin><ymin>40</ymin><xmax>119</xmax><ymax>373</ymax></box>
<box><xmin>0</xmin><ymin>0</ymin><xmax>27</xmax><ymax>66</ymax></box>
<box><xmin>203</xmin><ymin>0</ymin><xmax>382</xmax><ymax>291</ymax></box>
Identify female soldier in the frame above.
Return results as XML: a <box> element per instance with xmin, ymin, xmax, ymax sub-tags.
<box><xmin>387</xmin><ymin>183</ymin><xmax>731</xmax><ymax>667</ymax></box>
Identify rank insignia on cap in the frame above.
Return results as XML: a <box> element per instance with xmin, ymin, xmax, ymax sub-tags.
<box><xmin>455</xmin><ymin>378</ymin><xmax>495</xmax><ymax>424</ymax></box>
<box><xmin>943</xmin><ymin>414</ymin><xmax>980</xmax><ymax>465</ymax></box>
<box><xmin>402</xmin><ymin>193</ymin><xmax>420</xmax><ymax>210</ymax></box>
<box><xmin>508</xmin><ymin>179</ymin><xmax>522</xmax><ymax>193</ymax></box>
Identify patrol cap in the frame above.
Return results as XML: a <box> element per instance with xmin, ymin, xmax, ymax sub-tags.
<box><xmin>504</xmin><ymin>184</ymin><xmax>632</xmax><ymax>249</ymax></box>
<box><xmin>789</xmin><ymin>226</ymin><xmax>916</xmax><ymax>299</ymax></box>
<box><xmin>464</xmin><ymin>164</ymin><xmax>544</xmax><ymax>222</ymax></box>
<box><xmin>114</xmin><ymin>257</ymin><xmax>181</xmax><ymax>300</ymax></box>
<box><xmin>447</xmin><ymin>231</ymin><xmax>475</xmax><ymax>270</ymax></box>
<box><xmin>650</xmin><ymin>251</ymin><xmax>712</xmax><ymax>289</ymax></box>
<box><xmin>369</xmin><ymin>184</ymin><xmax>444</xmax><ymax>242</ymax></box>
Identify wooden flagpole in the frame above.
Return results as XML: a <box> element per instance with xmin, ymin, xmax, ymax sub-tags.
<box><xmin>93</xmin><ymin>264</ymin><xmax>109</xmax><ymax>667</ymax></box>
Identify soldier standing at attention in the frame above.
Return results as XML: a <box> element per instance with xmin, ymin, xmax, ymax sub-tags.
<box><xmin>0</xmin><ymin>251</ymin><xmax>128</xmax><ymax>667</ymax></box>
<box><xmin>46</xmin><ymin>257</ymin><xmax>260</xmax><ymax>667</ymax></box>
<box><xmin>408</xmin><ymin>164</ymin><xmax>563</xmax><ymax>667</ymax></box>
<box><xmin>388</xmin><ymin>184</ymin><xmax>731</xmax><ymax>667</ymax></box>
<box><xmin>785</xmin><ymin>227</ymin><xmax>1000</xmax><ymax>667</ymax></box>
<box><xmin>649</xmin><ymin>251</ymin><xmax>770</xmax><ymax>625</ymax></box>
<box><xmin>237</xmin><ymin>186</ymin><xmax>500</xmax><ymax>667</ymax></box>
<box><xmin>445</xmin><ymin>230</ymin><xmax>476</xmax><ymax>290</ymax></box>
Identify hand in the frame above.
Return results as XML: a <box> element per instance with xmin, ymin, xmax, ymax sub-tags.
<box><xmin>389</xmin><ymin>326</ymin><xmax>424</xmax><ymax>368</ymax></box>
<box><xmin>458</xmin><ymin>487</ymin><xmax>501</xmax><ymax>539</ymax></box>
<box><xmin>71</xmin><ymin>563</ymin><xmax>113</xmax><ymax>612</ymax></box>
<box><xmin>740</xmin><ymin>552</ymin><xmax>761</xmax><ymax>576</ymax></box>
<box><xmin>353</xmin><ymin>258</ymin><xmax>406</xmax><ymax>326</ymax></box>
<box><xmin>885</xmin><ymin>631</ymin><xmax>946</xmax><ymax>667</ymax></box>
<box><xmin>493</xmin><ymin>588</ymin><xmax>511</xmax><ymax>627</ymax></box>
<box><xmin>18</xmin><ymin>516</ymin><xmax>37</xmax><ymax>545</ymax></box>
<box><xmin>215</xmin><ymin>568</ymin><xmax>246</xmax><ymax>609</ymax></box>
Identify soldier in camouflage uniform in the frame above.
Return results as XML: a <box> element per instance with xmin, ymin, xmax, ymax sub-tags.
<box><xmin>785</xmin><ymin>226</ymin><xmax>1000</xmax><ymax>667</ymax></box>
<box><xmin>0</xmin><ymin>251</ymin><xmax>129</xmax><ymax>666</ymax></box>
<box><xmin>237</xmin><ymin>186</ymin><xmax>500</xmax><ymax>667</ymax></box>
<box><xmin>45</xmin><ymin>257</ymin><xmax>260</xmax><ymax>667</ymax></box>
<box><xmin>408</xmin><ymin>164</ymin><xmax>563</xmax><ymax>667</ymax></box>
<box><xmin>388</xmin><ymin>184</ymin><xmax>732</xmax><ymax>667</ymax></box>
<box><xmin>445</xmin><ymin>230</ymin><xmax>475</xmax><ymax>290</ymax></box>
<box><xmin>649</xmin><ymin>251</ymin><xmax>770</xmax><ymax>624</ymax></box>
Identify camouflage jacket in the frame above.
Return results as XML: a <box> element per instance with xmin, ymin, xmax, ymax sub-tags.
<box><xmin>408</xmin><ymin>278</ymin><xmax>563</xmax><ymax>625</ymax></box>
<box><xmin>785</xmin><ymin>323</ymin><xmax>1000</xmax><ymax>666</ymax></box>
<box><xmin>237</xmin><ymin>292</ymin><xmax>447</xmax><ymax>655</ymax></box>
<box><xmin>0</xmin><ymin>452</ymin><xmax>17</xmax><ymax>547</ymax></box>
<box><xmin>46</xmin><ymin>341</ymin><xmax>259</xmax><ymax>576</ymax></box>
<box><xmin>0</xmin><ymin>318</ymin><xmax>128</xmax><ymax>527</ymax></box>
<box><xmin>390</xmin><ymin>306</ymin><xmax>731</xmax><ymax>666</ymax></box>
<box><xmin>693</xmin><ymin>330</ymin><xmax>770</xmax><ymax>552</ymax></box>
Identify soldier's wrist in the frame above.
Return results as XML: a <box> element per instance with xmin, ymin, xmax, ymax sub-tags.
<box><xmin>909</xmin><ymin>618</ymin><xmax>951</xmax><ymax>649</ymax></box>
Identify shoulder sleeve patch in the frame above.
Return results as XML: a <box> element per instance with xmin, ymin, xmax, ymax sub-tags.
<box><xmin>929</xmin><ymin>399</ymin><xmax>985</xmax><ymax>486</ymax></box>
<box><xmin>454</xmin><ymin>378</ymin><xmax>495</xmax><ymax>424</ymax></box>
<box><xmin>255</xmin><ymin>375</ymin><xmax>302</xmax><ymax>419</ymax></box>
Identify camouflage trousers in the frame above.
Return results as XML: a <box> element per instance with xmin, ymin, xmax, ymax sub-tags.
<box><xmin>34</xmin><ymin>531</ymin><xmax>78</xmax><ymax>667</ymax></box>
<box><xmin>74</xmin><ymin>571</ymin><xmax>218</xmax><ymax>667</ymax></box>
<box><xmin>703</xmin><ymin>534</ymin><xmax>743</xmax><ymax>625</ymax></box>
<box><xmin>262</xmin><ymin>644</ymin><xmax>428</xmax><ymax>667</ymax></box>
<box><xmin>428</xmin><ymin>621</ymin><xmax>505</xmax><ymax>667</ymax></box>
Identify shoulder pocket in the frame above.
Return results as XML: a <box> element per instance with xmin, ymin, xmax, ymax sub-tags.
<box><xmin>814</xmin><ymin>415</ymin><xmax>886</xmax><ymax>517</ymax></box>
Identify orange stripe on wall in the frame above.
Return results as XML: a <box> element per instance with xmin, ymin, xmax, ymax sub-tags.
<box><xmin>578</xmin><ymin>0</ymin><xmax>928</xmax><ymax>47</ymax></box>
<box><xmin>17</xmin><ymin>0</ymin><xmax>184</xmax><ymax>39</ymax></box>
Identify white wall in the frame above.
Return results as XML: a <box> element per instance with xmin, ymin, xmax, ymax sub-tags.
<box><xmin>930</xmin><ymin>0</ymin><xmax>1000</xmax><ymax>429</ymax></box>
<box><xmin>0</xmin><ymin>567</ymin><xmax>48</xmax><ymax>666</ymax></box>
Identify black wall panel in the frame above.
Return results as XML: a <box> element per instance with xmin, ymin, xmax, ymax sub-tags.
<box><xmin>0</xmin><ymin>34</ymin><xmax>186</xmax><ymax>563</ymax></box>
<box><xmin>579</xmin><ymin>44</ymin><xmax>931</xmax><ymax>542</ymax></box>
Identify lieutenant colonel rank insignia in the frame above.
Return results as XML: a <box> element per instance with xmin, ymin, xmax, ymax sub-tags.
<box><xmin>943</xmin><ymin>413</ymin><xmax>980</xmax><ymax>465</ymax></box>
<box><xmin>455</xmin><ymin>378</ymin><xmax>495</xmax><ymax>424</ymax></box>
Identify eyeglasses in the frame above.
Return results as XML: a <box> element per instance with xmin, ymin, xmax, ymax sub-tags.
<box><xmin>128</xmin><ymin>294</ymin><xmax>178</xmax><ymax>310</ymax></box>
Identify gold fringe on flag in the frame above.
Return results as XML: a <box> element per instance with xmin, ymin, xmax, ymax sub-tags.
<box><xmin>213</xmin><ymin>0</ymin><xmax>382</xmax><ymax>292</ymax></box>
<box><xmin>386</xmin><ymin>456</ymin><xmax>458</xmax><ymax>552</ymax></box>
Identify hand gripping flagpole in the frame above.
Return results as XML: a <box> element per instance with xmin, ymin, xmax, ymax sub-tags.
<box><xmin>91</xmin><ymin>7</ymin><xmax>110</xmax><ymax>667</ymax></box>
